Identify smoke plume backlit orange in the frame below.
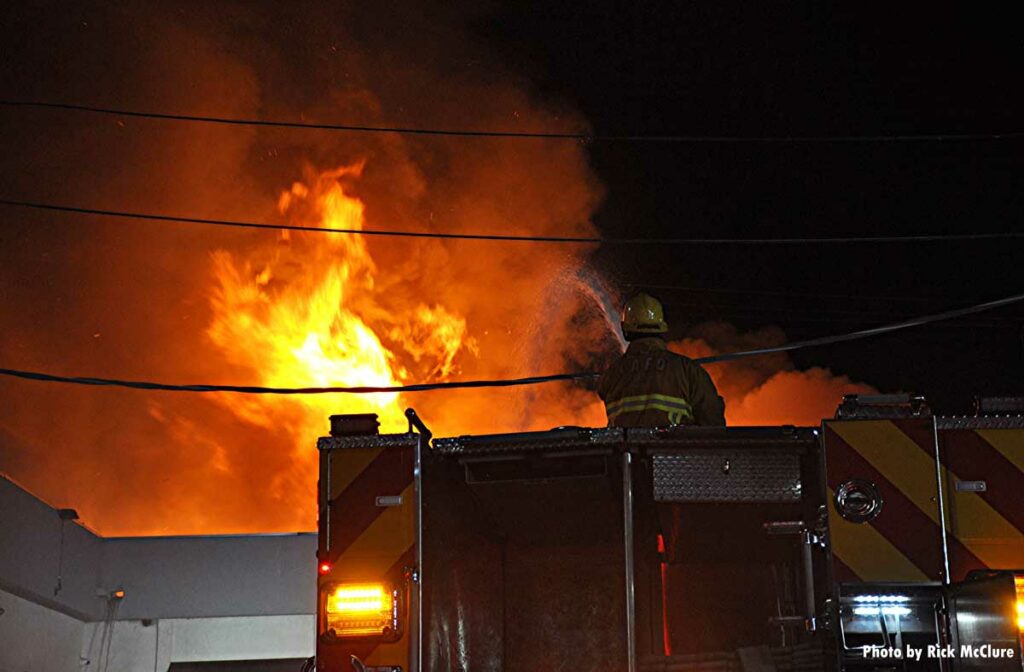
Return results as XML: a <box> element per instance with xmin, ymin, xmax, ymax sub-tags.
<box><xmin>0</xmin><ymin>3</ymin><xmax>876</xmax><ymax>537</ymax></box>
<box><xmin>670</xmin><ymin>323</ymin><xmax>876</xmax><ymax>426</ymax></box>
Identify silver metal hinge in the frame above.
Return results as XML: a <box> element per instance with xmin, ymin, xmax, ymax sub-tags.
<box><xmin>955</xmin><ymin>480</ymin><xmax>986</xmax><ymax>492</ymax></box>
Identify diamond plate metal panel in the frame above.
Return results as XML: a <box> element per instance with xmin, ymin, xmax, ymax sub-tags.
<box><xmin>626</xmin><ymin>426</ymin><xmax>819</xmax><ymax>448</ymax></box>
<box><xmin>652</xmin><ymin>450</ymin><xmax>801</xmax><ymax>503</ymax></box>
<box><xmin>316</xmin><ymin>433</ymin><xmax>420</xmax><ymax>451</ymax></box>
<box><xmin>433</xmin><ymin>427</ymin><xmax>624</xmax><ymax>455</ymax></box>
<box><xmin>937</xmin><ymin>416</ymin><xmax>1024</xmax><ymax>429</ymax></box>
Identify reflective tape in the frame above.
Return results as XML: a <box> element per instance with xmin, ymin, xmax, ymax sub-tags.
<box><xmin>606</xmin><ymin>394</ymin><xmax>693</xmax><ymax>423</ymax></box>
<box><xmin>824</xmin><ymin>419</ymin><xmax>1024</xmax><ymax>583</ymax></box>
<box><xmin>319</xmin><ymin>444</ymin><xmax>415</xmax><ymax>670</ymax></box>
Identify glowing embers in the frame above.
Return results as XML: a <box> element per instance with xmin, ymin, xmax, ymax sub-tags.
<box><xmin>322</xmin><ymin>582</ymin><xmax>401</xmax><ymax>640</ymax></box>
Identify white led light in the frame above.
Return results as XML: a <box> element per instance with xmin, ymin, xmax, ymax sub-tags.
<box><xmin>852</xmin><ymin>594</ymin><xmax>910</xmax><ymax>603</ymax></box>
<box><xmin>853</xmin><ymin>606</ymin><xmax>912</xmax><ymax>617</ymax></box>
<box><xmin>883</xmin><ymin>606</ymin><xmax>911</xmax><ymax>616</ymax></box>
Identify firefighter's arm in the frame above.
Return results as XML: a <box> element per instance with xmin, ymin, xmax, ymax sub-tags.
<box><xmin>689</xmin><ymin>366</ymin><xmax>726</xmax><ymax>426</ymax></box>
<box><xmin>595</xmin><ymin>365</ymin><xmax>614</xmax><ymax>402</ymax></box>
<box><xmin>595</xmin><ymin>370</ymin><xmax>614</xmax><ymax>427</ymax></box>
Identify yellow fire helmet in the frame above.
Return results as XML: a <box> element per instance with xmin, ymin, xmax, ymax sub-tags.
<box><xmin>621</xmin><ymin>292</ymin><xmax>668</xmax><ymax>335</ymax></box>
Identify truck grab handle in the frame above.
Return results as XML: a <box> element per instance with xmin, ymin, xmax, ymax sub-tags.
<box><xmin>405</xmin><ymin>408</ymin><xmax>433</xmax><ymax>445</ymax></box>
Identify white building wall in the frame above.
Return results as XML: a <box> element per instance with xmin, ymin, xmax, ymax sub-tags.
<box><xmin>0</xmin><ymin>588</ymin><xmax>84</xmax><ymax>672</ymax></box>
<box><xmin>0</xmin><ymin>476</ymin><xmax>104</xmax><ymax>621</ymax></box>
<box><xmin>99</xmin><ymin>534</ymin><xmax>316</xmax><ymax>620</ymax></box>
<box><xmin>82</xmin><ymin>619</ymin><xmax>157</xmax><ymax>672</ymax></box>
<box><xmin>166</xmin><ymin>615</ymin><xmax>314</xmax><ymax>663</ymax></box>
<box><xmin>81</xmin><ymin>615</ymin><xmax>314</xmax><ymax>672</ymax></box>
<box><xmin>1</xmin><ymin>477</ymin><xmax>317</xmax><ymax>672</ymax></box>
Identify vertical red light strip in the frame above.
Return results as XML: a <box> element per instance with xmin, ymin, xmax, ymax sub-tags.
<box><xmin>657</xmin><ymin>534</ymin><xmax>671</xmax><ymax>656</ymax></box>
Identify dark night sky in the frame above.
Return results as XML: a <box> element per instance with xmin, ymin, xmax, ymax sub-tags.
<box><xmin>483</xmin><ymin>2</ymin><xmax>1024</xmax><ymax>412</ymax></box>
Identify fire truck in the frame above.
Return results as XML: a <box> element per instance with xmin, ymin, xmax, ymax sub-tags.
<box><xmin>311</xmin><ymin>395</ymin><xmax>1024</xmax><ymax>672</ymax></box>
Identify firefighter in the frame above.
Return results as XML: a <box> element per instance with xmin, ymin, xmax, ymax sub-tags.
<box><xmin>598</xmin><ymin>292</ymin><xmax>725</xmax><ymax>427</ymax></box>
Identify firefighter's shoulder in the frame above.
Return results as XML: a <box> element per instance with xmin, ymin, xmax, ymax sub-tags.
<box><xmin>664</xmin><ymin>348</ymin><xmax>700</xmax><ymax>368</ymax></box>
<box><xmin>667</xmin><ymin>349</ymin><xmax>716</xmax><ymax>383</ymax></box>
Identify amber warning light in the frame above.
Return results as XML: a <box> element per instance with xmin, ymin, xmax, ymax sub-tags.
<box><xmin>323</xmin><ymin>582</ymin><xmax>400</xmax><ymax>639</ymax></box>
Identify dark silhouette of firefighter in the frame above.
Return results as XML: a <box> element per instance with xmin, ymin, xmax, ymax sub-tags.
<box><xmin>598</xmin><ymin>293</ymin><xmax>725</xmax><ymax>427</ymax></box>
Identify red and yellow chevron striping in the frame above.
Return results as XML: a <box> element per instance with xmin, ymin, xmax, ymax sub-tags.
<box><xmin>823</xmin><ymin>419</ymin><xmax>1024</xmax><ymax>584</ymax></box>
<box><xmin>318</xmin><ymin>438</ymin><xmax>417</xmax><ymax>671</ymax></box>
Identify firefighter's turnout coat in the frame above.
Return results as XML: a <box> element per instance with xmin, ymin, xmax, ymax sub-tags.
<box><xmin>597</xmin><ymin>337</ymin><xmax>726</xmax><ymax>427</ymax></box>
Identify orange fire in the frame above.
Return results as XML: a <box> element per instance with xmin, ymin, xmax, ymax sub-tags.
<box><xmin>0</xmin><ymin>160</ymin><xmax>871</xmax><ymax>538</ymax></box>
<box><xmin>0</xmin><ymin>0</ymin><xmax>885</xmax><ymax>540</ymax></box>
<box><xmin>204</xmin><ymin>164</ymin><xmax>474</xmax><ymax>499</ymax></box>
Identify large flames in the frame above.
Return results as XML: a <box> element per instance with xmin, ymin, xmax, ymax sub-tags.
<box><xmin>0</xmin><ymin>161</ymin><xmax>875</xmax><ymax>538</ymax></box>
<box><xmin>0</xmin><ymin>3</ymin><xmax>877</xmax><ymax>538</ymax></box>
<box><xmin>203</xmin><ymin>164</ymin><xmax>476</xmax><ymax>500</ymax></box>
<box><xmin>203</xmin><ymin>165</ymin><xmax>874</xmax><ymax>507</ymax></box>
<box><xmin>208</xmin><ymin>164</ymin><xmax>463</xmax><ymax>429</ymax></box>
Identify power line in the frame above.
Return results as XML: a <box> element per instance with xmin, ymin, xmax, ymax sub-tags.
<box><xmin>657</xmin><ymin>297</ymin><xmax>1020</xmax><ymax>322</ymax></box>
<box><xmin>622</xmin><ymin>282</ymin><xmax>947</xmax><ymax>303</ymax></box>
<box><xmin>4</xmin><ymin>100</ymin><xmax>1024</xmax><ymax>143</ymax></box>
<box><xmin>685</xmin><ymin>314</ymin><xmax>1016</xmax><ymax>329</ymax></box>
<box><xmin>697</xmin><ymin>292</ymin><xmax>1024</xmax><ymax>364</ymax></box>
<box><xmin>0</xmin><ymin>199</ymin><xmax>604</xmax><ymax>244</ymax></box>
<box><xmin>1</xmin><ymin>292</ymin><xmax>1020</xmax><ymax>394</ymax></box>
<box><xmin>0</xmin><ymin>368</ymin><xmax>589</xmax><ymax>394</ymax></box>
<box><xmin>3</xmin><ymin>198</ymin><xmax>1024</xmax><ymax>245</ymax></box>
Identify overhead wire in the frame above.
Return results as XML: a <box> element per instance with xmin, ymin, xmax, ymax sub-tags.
<box><xmin>696</xmin><ymin>292</ymin><xmax>1024</xmax><ymax>364</ymax></box>
<box><xmin>0</xmin><ymin>292</ymin><xmax>1020</xmax><ymax>394</ymax></box>
<box><xmin>621</xmin><ymin>282</ymin><xmax>949</xmax><ymax>303</ymax></box>
<box><xmin>655</xmin><ymin>297</ymin><xmax>1021</xmax><ymax>323</ymax></box>
<box><xmin>2</xmin><ymin>198</ymin><xmax>1023</xmax><ymax>245</ymax></box>
<box><xmin>3</xmin><ymin>99</ymin><xmax>1024</xmax><ymax>143</ymax></box>
<box><xmin>1</xmin><ymin>104</ymin><xmax>1021</xmax><ymax>393</ymax></box>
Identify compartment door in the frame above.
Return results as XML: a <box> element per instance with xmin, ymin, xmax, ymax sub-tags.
<box><xmin>939</xmin><ymin>428</ymin><xmax>1024</xmax><ymax>581</ymax></box>
<box><xmin>823</xmin><ymin>418</ymin><xmax>945</xmax><ymax>582</ymax></box>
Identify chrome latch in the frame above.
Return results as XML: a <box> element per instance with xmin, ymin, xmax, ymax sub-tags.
<box><xmin>351</xmin><ymin>655</ymin><xmax>402</xmax><ymax>672</ymax></box>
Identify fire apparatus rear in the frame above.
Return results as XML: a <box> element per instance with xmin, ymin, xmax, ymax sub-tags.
<box><xmin>312</xmin><ymin>397</ymin><xmax>1024</xmax><ymax>671</ymax></box>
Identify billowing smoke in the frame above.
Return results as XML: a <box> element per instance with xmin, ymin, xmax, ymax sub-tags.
<box><xmin>0</xmin><ymin>1</ymin><xmax>612</xmax><ymax>535</ymax></box>
<box><xmin>0</xmin><ymin>3</ymin><xmax>875</xmax><ymax>536</ymax></box>
<box><xmin>670</xmin><ymin>322</ymin><xmax>877</xmax><ymax>425</ymax></box>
